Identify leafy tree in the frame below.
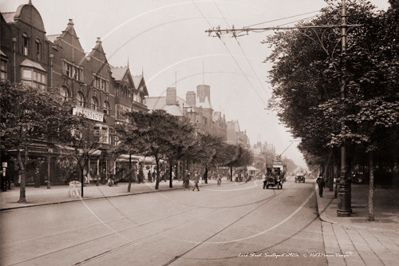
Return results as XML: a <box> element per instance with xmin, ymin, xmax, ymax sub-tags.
<box><xmin>265</xmin><ymin>0</ymin><xmax>399</xmax><ymax>220</ymax></box>
<box><xmin>53</xmin><ymin>111</ymin><xmax>103</xmax><ymax>197</ymax></box>
<box><xmin>1</xmin><ymin>82</ymin><xmax>75</xmax><ymax>202</ymax></box>
<box><xmin>120</xmin><ymin>110</ymin><xmax>196</xmax><ymax>189</ymax></box>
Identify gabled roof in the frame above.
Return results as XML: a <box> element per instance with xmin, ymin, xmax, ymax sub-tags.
<box><xmin>48</xmin><ymin>19</ymin><xmax>83</xmax><ymax>52</ymax></box>
<box><xmin>86</xmin><ymin>37</ymin><xmax>107</xmax><ymax>61</ymax></box>
<box><xmin>132</xmin><ymin>75</ymin><xmax>142</xmax><ymax>89</ymax></box>
<box><xmin>111</xmin><ymin>66</ymin><xmax>128</xmax><ymax>81</ymax></box>
<box><xmin>132</xmin><ymin>75</ymin><xmax>149</xmax><ymax>96</ymax></box>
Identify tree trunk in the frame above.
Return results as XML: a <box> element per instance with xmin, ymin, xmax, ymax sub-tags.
<box><xmin>17</xmin><ymin>147</ymin><xmax>27</xmax><ymax>203</ymax></box>
<box><xmin>169</xmin><ymin>159</ymin><xmax>173</xmax><ymax>188</ymax></box>
<box><xmin>80</xmin><ymin>165</ymin><xmax>84</xmax><ymax>197</ymax></box>
<box><xmin>205</xmin><ymin>166</ymin><xmax>208</xmax><ymax>184</ymax></box>
<box><xmin>230</xmin><ymin>166</ymin><xmax>233</xmax><ymax>181</ymax></box>
<box><xmin>368</xmin><ymin>151</ymin><xmax>375</xmax><ymax>221</ymax></box>
<box><xmin>128</xmin><ymin>151</ymin><xmax>132</xmax><ymax>192</ymax></box>
<box><xmin>155</xmin><ymin>156</ymin><xmax>160</xmax><ymax>190</ymax></box>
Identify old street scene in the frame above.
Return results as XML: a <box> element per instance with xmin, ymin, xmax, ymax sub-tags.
<box><xmin>1</xmin><ymin>0</ymin><xmax>398</xmax><ymax>265</ymax></box>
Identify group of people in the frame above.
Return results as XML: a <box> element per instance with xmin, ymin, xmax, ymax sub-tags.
<box><xmin>182</xmin><ymin>171</ymin><xmax>223</xmax><ymax>191</ymax></box>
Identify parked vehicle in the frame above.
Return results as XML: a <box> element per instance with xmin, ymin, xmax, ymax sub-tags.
<box><xmin>295</xmin><ymin>175</ymin><xmax>305</xmax><ymax>183</ymax></box>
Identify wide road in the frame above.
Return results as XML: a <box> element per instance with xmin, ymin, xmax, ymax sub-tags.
<box><xmin>1</xmin><ymin>177</ymin><xmax>326</xmax><ymax>266</ymax></box>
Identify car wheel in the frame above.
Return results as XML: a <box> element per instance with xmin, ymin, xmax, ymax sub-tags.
<box><xmin>303</xmin><ymin>179</ymin><xmax>305</xmax><ymax>183</ymax></box>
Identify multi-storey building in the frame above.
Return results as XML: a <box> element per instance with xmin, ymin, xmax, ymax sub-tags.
<box><xmin>146</xmin><ymin>84</ymin><xmax>227</xmax><ymax>140</ymax></box>
<box><xmin>1</xmin><ymin>2</ymin><xmax>149</xmax><ymax>185</ymax></box>
<box><xmin>226</xmin><ymin>120</ymin><xmax>250</xmax><ymax>148</ymax></box>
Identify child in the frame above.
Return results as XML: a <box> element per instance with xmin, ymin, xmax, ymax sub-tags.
<box><xmin>217</xmin><ymin>174</ymin><xmax>222</xmax><ymax>187</ymax></box>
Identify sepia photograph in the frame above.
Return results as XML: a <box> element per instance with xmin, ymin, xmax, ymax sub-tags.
<box><xmin>1</xmin><ymin>0</ymin><xmax>398</xmax><ymax>265</ymax></box>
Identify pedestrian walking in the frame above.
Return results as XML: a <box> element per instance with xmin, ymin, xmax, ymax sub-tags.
<box><xmin>217</xmin><ymin>174</ymin><xmax>222</xmax><ymax>187</ymax></box>
<box><xmin>193</xmin><ymin>172</ymin><xmax>200</xmax><ymax>191</ymax></box>
<box><xmin>316</xmin><ymin>175</ymin><xmax>325</xmax><ymax>197</ymax></box>
<box><xmin>263</xmin><ymin>174</ymin><xmax>267</xmax><ymax>189</ymax></box>
<box><xmin>183</xmin><ymin>171</ymin><xmax>190</xmax><ymax>190</ymax></box>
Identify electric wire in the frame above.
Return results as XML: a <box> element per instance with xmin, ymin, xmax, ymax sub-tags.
<box><xmin>213</xmin><ymin>0</ymin><xmax>270</xmax><ymax>98</ymax></box>
<box><xmin>191</xmin><ymin>0</ymin><xmax>268</xmax><ymax>107</ymax></box>
<box><xmin>244</xmin><ymin>10</ymin><xmax>320</xmax><ymax>28</ymax></box>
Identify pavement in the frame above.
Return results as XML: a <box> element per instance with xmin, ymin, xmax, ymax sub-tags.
<box><xmin>0</xmin><ymin>179</ymin><xmax>211</xmax><ymax>211</ymax></box>
<box><xmin>315</xmin><ymin>179</ymin><xmax>399</xmax><ymax>266</ymax></box>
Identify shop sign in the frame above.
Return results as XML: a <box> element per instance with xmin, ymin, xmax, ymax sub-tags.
<box><xmin>73</xmin><ymin>107</ymin><xmax>104</xmax><ymax>122</ymax></box>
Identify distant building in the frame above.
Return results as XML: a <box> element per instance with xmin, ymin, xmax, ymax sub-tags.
<box><xmin>146</xmin><ymin>84</ymin><xmax>227</xmax><ymax>140</ymax></box>
<box><xmin>226</xmin><ymin>120</ymin><xmax>250</xmax><ymax>148</ymax></box>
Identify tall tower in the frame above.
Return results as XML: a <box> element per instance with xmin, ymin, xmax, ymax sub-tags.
<box><xmin>196</xmin><ymin>85</ymin><xmax>211</xmax><ymax>104</ymax></box>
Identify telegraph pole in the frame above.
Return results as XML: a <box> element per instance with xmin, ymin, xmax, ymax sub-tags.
<box><xmin>337</xmin><ymin>0</ymin><xmax>351</xmax><ymax>217</ymax></box>
<box><xmin>205</xmin><ymin>0</ymin><xmax>355</xmax><ymax>216</ymax></box>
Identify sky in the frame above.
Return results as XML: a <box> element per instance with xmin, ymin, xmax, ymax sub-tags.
<box><xmin>1</xmin><ymin>0</ymin><xmax>391</xmax><ymax>170</ymax></box>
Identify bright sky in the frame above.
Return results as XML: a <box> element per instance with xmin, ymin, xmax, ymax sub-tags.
<box><xmin>1</xmin><ymin>0</ymin><xmax>391</xmax><ymax>170</ymax></box>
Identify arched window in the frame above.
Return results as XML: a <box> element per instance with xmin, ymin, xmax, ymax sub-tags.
<box><xmin>35</xmin><ymin>39</ymin><xmax>41</xmax><ymax>61</ymax></box>
<box><xmin>91</xmin><ymin>96</ymin><xmax>98</xmax><ymax>111</ymax></box>
<box><xmin>103</xmin><ymin>101</ymin><xmax>110</xmax><ymax>115</ymax></box>
<box><xmin>61</xmin><ymin>87</ymin><xmax>69</xmax><ymax>102</ymax></box>
<box><xmin>77</xmin><ymin>92</ymin><xmax>85</xmax><ymax>107</ymax></box>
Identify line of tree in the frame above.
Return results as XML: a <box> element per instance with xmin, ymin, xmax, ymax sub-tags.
<box><xmin>264</xmin><ymin>0</ymin><xmax>399</xmax><ymax>220</ymax></box>
<box><xmin>115</xmin><ymin>109</ymin><xmax>254</xmax><ymax>188</ymax></box>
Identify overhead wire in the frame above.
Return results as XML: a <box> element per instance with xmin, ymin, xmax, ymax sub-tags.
<box><xmin>191</xmin><ymin>0</ymin><xmax>268</xmax><ymax>107</ymax></box>
<box><xmin>213</xmin><ymin>0</ymin><xmax>270</xmax><ymax>99</ymax></box>
<box><xmin>243</xmin><ymin>10</ymin><xmax>320</xmax><ymax>28</ymax></box>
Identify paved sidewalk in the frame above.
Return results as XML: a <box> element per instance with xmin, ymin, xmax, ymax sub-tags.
<box><xmin>0</xmin><ymin>179</ymin><xmax>216</xmax><ymax>211</ymax></box>
<box><xmin>315</xmin><ymin>179</ymin><xmax>399</xmax><ymax>266</ymax></box>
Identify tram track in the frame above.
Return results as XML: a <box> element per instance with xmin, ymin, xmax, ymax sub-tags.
<box><xmin>8</xmin><ymin>182</ymin><xmax>284</xmax><ymax>266</ymax></box>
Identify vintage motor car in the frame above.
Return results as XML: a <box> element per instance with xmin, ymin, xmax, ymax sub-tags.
<box><xmin>295</xmin><ymin>175</ymin><xmax>305</xmax><ymax>183</ymax></box>
<box><xmin>265</xmin><ymin>174</ymin><xmax>283</xmax><ymax>189</ymax></box>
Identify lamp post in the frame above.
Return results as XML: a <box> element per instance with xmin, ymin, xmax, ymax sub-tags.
<box><xmin>337</xmin><ymin>0</ymin><xmax>351</xmax><ymax>217</ymax></box>
<box><xmin>207</xmin><ymin>0</ymin><xmax>354</xmax><ymax>217</ymax></box>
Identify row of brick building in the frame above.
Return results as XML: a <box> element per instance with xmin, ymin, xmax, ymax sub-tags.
<box><xmin>1</xmin><ymin>1</ymin><xmax>249</xmax><ymax>185</ymax></box>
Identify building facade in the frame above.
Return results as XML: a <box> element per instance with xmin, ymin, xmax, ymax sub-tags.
<box><xmin>1</xmin><ymin>2</ymin><xmax>150</xmax><ymax>185</ymax></box>
<box><xmin>226</xmin><ymin>120</ymin><xmax>250</xmax><ymax>148</ymax></box>
<box><xmin>146</xmin><ymin>84</ymin><xmax>227</xmax><ymax>140</ymax></box>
